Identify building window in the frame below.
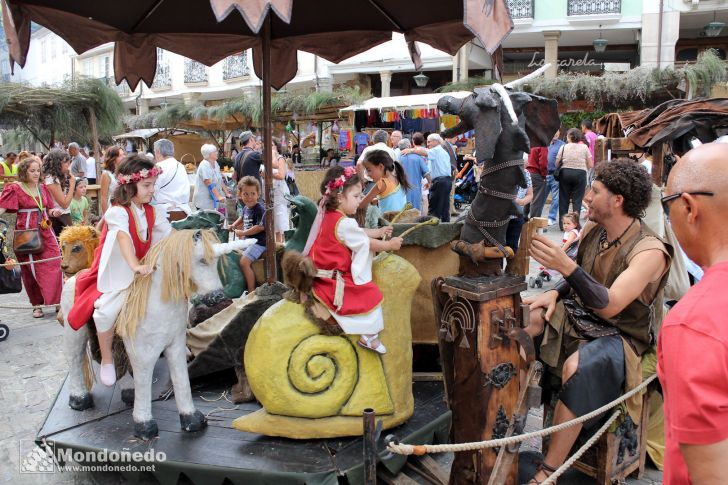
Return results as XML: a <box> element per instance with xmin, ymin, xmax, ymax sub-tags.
<box><xmin>567</xmin><ymin>0</ymin><xmax>621</xmax><ymax>16</ymax></box>
<box><xmin>507</xmin><ymin>0</ymin><xmax>534</xmax><ymax>19</ymax></box>
<box><xmin>41</xmin><ymin>40</ymin><xmax>47</xmax><ymax>63</ymax></box>
<box><xmin>83</xmin><ymin>59</ymin><xmax>93</xmax><ymax>77</ymax></box>
<box><xmin>184</xmin><ymin>59</ymin><xmax>208</xmax><ymax>84</ymax></box>
<box><xmin>99</xmin><ymin>55</ymin><xmax>110</xmax><ymax>79</ymax></box>
<box><xmin>223</xmin><ymin>52</ymin><xmax>250</xmax><ymax>80</ymax></box>
<box><xmin>50</xmin><ymin>38</ymin><xmax>56</xmax><ymax>59</ymax></box>
<box><xmin>151</xmin><ymin>48</ymin><xmax>171</xmax><ymax>89</ymax></box>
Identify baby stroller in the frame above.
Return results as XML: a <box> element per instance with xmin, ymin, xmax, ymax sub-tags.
<box><xmin>0</xmin><ymin>219</ymin><xmax>22</xmax><ymax>341</ymax></box>
<box><xmin>528</xmin><ymin>239</ymin><xmax>579</xmax><ymax>289</ymax></box>
<box><xmin>453</xmin><ymin>165</ymin><xmax>477</xmax><ymax>210</ymax></box>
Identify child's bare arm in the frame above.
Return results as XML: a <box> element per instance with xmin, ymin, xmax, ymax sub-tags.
<box><xmin>561</xmin><ymin>232</ymin><xmax>577</xmax><ymax>252</ymax></box>
<box><xmin>363</xmin><ymin>226</ymin><xmax>392</xmax><ymax>239</ymax></box>
<box><xmin>117</xmin><ymin>231</ymin><xmax>152</xmax><ymax>275</ymax></box>
<box><xmin>369</xmin><ymin>236</ymin><xmax>402</xmax><ymax>252</ymax></box>
<box><xmin>230</xmin><ymin>216</ymin><xmax>243</xmax><ymax>230</ymax></box>
<box><xmin>359</xmin><ymin>183</ymin><xmax>381</xmax><ymax>209</ymax></box>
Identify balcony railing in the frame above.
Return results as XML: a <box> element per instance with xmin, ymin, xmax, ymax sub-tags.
<box><xmin>99</xmin><ymin>76</ymin><xmax>131</xmax><ymax>98</ymax></box>
<box><xmin>151</xmin><ymin>62</ymin><xmax>171</xmax><ymax>89</ymax></box>
<box><xmin>568</xmin><ymin>0</ymin><xmax>621</xmax><ymax>16</ymax></box>
<box><xmin>223</xmin><ymin>53</ymin><xmax>250</xmax><ymax>80</ymax></box>
<box><xmin>507</xmin><ymin>0</ymin><xmax>534</xmax><ymax>19</ymax></box>
<box><xmin>184</xmin><ymin>59</ymin><xmax>208</xmax><ymax>84</ymax></box>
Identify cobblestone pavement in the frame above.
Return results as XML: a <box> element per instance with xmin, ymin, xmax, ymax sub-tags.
<box><xmin>0</xmin><ymin>209</ymin><xmax>661</xmax><ymax>484</ymax></box>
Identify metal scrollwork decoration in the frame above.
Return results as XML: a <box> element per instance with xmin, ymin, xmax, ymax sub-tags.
<box><xmin>615</xmin><ymin>416</ymin><xmax>639</xmax><ymax>464</ymax></box>
<box><xmin>484</xmin><ymin>362</ymin><xmax>516</xmax><ymax>389</ymax></box>
<box><xmin>492</xmin><ymin>405</ymin><xmax>510</xmax><ymax>454</ymax></box>
<box><xmin>440</xmin><ymin>296</ymin><xmax>476</xmax><ymax>349</ymax></box>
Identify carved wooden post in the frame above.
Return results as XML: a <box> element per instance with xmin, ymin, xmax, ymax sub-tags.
<box><xmin>433</xmin><ymin>275</ymin><xmax>528</xmax><ymax>484</ymax></box>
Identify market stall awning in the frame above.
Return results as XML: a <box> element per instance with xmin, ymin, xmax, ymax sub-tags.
<box><xmin>339</xmin><ymin>91</ymin><xmax>472</xmax><ymax>113</ymax></box>
<box><xmin>112</xmin><ymin>128</ymin><xmax>195</xmax><ymax>141</ymax></box>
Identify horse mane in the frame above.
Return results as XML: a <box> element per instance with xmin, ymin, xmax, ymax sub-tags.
<box><xmin>116</xmin><ymin>229</ymin><xmax>219</xmax><ymax>338</ymax></box>
<box><xmin>59</xmin><ymin>225</ymin><xmax>100</xmax><ymax>268</ymax></box>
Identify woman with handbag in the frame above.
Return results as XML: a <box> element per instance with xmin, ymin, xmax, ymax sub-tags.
<box><xmin>42</xmin><ymin>148</ymin><xmax>77</xmax><ymax>236</ymax></box>
<box><xmin>0</xmin><ymin>156</ymin><xmax>64</xmax><ymax>318</ymax></box>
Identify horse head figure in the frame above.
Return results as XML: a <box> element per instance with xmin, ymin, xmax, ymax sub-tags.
<box><xmin>284</xmin><ymin>194</ymin><xmax>319</xmax><ymax>253</ymax></box>
<box><xmin>172</xmin><ymin>210</ymin><xmax>247</xmax><ymax>298</ymax></box>
<box><xmin>438</xmin><ymin>86</ymin><xmax>559</xmax><ymax>272</ymax></box>
<box><xmin>62</xmin><ymin>229</ymin><xmax>254</xmax><ymax>440</ymax></box>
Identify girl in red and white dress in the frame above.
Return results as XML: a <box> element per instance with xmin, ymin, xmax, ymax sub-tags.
<box><xmin>303</xmin><ymin>166</ymin><xmax>403</xmax><ymax>354</ymax></box>
<box><xmin>68</xmin><ymin>156</ymin><xmax>172</xmax><ymax>386</ymax></box>
<box><xmin>561</xmin><ymin>211</ymin><xmax>581</xmax><ymax>260</ymax></box>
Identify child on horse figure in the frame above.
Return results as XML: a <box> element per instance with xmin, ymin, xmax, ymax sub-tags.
<box><xmin>303</xmin><ymin>166</ymin><xmax>403</xmax><ymax>354</ymax></box>
<box><xmin>67</xmin><ymin>156</ymin><xmax>173</xmax><ymax>386</ymax></box>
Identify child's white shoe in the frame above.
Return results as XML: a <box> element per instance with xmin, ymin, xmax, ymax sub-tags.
<box><xmin>100</xmin><ymin>361</ymin><xmax>116</xmax><ymax>386</ymax></box>
<box><xmin>358</xmin><ymin>334</ymin><xmax>387</xmax><ymax>354</ymax></box>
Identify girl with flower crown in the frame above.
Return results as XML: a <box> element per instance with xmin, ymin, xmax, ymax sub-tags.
<box><xmin>67</xmin><ymin>156</ymin><xmax>173</xmax><ymax>386</ymax></box>
<box><xmin>303</xmin><ymin>165</ymin><xmax>403</xmax><ymax>354</ymax></box>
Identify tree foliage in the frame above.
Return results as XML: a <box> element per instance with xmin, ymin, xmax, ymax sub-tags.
<box><xmin>124</xmin><ymin>86</ymin><xmax>366</xmax><ymax>130</ymax></box>
<box><xmin>0</xmin><ymin>78</ymin><xmax>125</xmax><ymax>150</ymax></box>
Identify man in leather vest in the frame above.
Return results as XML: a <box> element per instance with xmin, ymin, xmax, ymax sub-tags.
<box><xmin>523</xmin><ymin>158</ymin><xmax>672</xmax><ymax>484</ymax></box>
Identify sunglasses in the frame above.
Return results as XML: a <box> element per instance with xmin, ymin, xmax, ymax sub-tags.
<box><xmin>660</xmin><ymin>191</ymin><xmax>714</xmax><ymax>216</ymax></box>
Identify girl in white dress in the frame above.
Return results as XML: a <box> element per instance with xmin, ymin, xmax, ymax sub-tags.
<box><xmin>67</xmin><ymin>156</ymin><xmax>172</xmax><ymax>386</ymax></box>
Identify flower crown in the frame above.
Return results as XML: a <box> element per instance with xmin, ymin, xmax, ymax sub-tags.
<box><xmin>116</xmin><ymin>166</ymin><xmax>163</xmax><ymax>186</ymax></box>
<box><xmin>324</xmin><ymin>166</ymin><xmax>357</xmax><ymax>196</ymax></box>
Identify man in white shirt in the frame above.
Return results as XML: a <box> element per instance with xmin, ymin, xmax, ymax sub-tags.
<box><xmin>152</xmin><ymin>138</ymin><xmax>191</xmax><ymax>221</ymax></box>
<box><xmin>85</xmin><ymin>150</ymin><xmax>97</xmax><ymax>184</ymax></box>
<box><xmin>389</xmin><ymin>130</ymin><xmax>402</xmax><ymax>161</ymax></box>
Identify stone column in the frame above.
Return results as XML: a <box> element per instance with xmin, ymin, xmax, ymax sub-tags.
<box><xmin>136</xmin><ymin>96</ymin><xmax>149</xmax><ymax>115</ymax></box>
<box><xmin>379</xmin><ymin>70</ymin><xmax>392</xmax><ymax>97</ymax></box>
<box><xmin>543</xmin><ymin>31</ymin><xmax>561</xmax><ymax>79</ymax></box>
<box><xmin>459</xmin><ymin>44</ymin><xmax>470</xmax><ymax>82</ymax></box>
<box><xmin>640</xmin><ymin>9</ymin><xmax>680</xmax><ymax>68</ymax></box>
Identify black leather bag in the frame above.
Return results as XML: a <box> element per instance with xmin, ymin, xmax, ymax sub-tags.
<box><xmin>562</xmin><ymin>298</ymin><xmax>619</xmax><ymax>339</ymax></box>
<box><xmin>553</xmin><ymin>146</ymin><xmax>564</xmax><ymax>181</ymax></box>
<box><xmin>0</xmin><ymin>266</ymin><xmax>22</xmax><ymax>294</ymax></box>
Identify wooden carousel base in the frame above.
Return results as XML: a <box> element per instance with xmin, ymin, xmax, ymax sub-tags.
<box><xmin>36</xmin><ymin>358</ymin><xmax>451</xmax><ymax>485</ymax></box>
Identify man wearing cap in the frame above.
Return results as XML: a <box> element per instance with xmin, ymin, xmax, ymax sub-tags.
<box><xmin>68</xmin><ymin>142</ymin><xmax>87</xmax><ymax>177</ymax></box>
<box><xmin>233</xmin><ymin>130</ymin><xmax>264</xmax><ymax>185</ymax></box>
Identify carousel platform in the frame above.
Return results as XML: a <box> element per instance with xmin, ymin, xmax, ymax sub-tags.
<box><xmin>36</xmin><ymin>358</ymin><xmax>451</xmax><ymax>485</ymax></box>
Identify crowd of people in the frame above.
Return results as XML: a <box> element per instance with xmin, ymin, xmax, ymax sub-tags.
<box><xmin>1</xmin><ymin>121</ymin><xmax>726</xmax><ymax>484</ymax></box>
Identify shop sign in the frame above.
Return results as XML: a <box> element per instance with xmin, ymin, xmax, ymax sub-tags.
<box><xmin>527</xmin><ymin>52</ymin><xmax>601</xmax><ymax>68</ymax></box>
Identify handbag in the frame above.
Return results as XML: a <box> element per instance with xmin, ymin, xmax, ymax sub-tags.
<box><xmin>562</xmin><ymin>298</ymin><xmax>619</xmax><ymax>339</ymax></box>
<box><xmin>13</xmin><ymin>227</ymin><xmax>44</xmax><ymax>255</ymax></box>
<box><xmin>0</xmin><ymin>265</ymin><xmax>22</xmax><ymax>294</ymax></box>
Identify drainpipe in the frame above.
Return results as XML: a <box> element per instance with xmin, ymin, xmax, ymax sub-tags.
<box><xmin>657</xmin><ymin>0</ymin><xmax>664</xmax><ymax>69</ymax></box>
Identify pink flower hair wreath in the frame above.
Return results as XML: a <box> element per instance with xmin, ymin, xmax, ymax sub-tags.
<box><xmin>324</xmin><ymin>166</ymin><xmax>357</xmax><ymax>197</ymax></box>
<box><xmin>116</xmin><ymin>166</ymin><xmax>164</xmax><ymax>186</ymax></box>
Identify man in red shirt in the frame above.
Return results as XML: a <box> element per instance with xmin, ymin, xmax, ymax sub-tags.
<box><xmin>658</xmin><ymin>142</ymin><xmax>728</xmax><ymax>484</ymax></box>
<box><xmin>526</xmin><ymin>145</ymin><xmax>549</xmax><ymax>219</ymax></box>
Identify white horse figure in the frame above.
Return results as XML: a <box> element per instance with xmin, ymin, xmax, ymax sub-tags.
<box><xmin>61</xmin><ymin>229</ymin><xmax>253</xmax><ymax>440</ymax></box>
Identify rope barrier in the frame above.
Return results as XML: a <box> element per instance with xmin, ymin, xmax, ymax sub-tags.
<box><xmin>386</xmin><ymin>374</ymin><xmax>657</xmax><ymax>455</ymax></box>
<box><xmin>541</xmin><ymin>409</ymin><xmax>622</xmax><ymax>485</ymax></box>
<box><xmin>3</xmin><ymin>255</ymin><xmax>62</xmax><ymax>266</ymax></box>
<box><xmin>0</xmin><ymin>303</ymin><xmax>59</xmax><ymax>310</ymax></box>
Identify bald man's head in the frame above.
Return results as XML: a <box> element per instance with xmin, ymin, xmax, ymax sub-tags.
<box><xmin>668</xmin><ymin>143</ymin><xmax>728</xmax><ymax>196</ymax></box>
<box><xmin>667</xmin><ymin>142</ymin><xmax>728</xmax><ymax>267</ymax></box>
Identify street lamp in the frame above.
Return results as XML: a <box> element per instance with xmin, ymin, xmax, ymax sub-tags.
<box><xmin>413</xmin><ymin>72</ymin><xmax>429</xmax><ymax>87</ymax></box>
<box><xmin>593</xmin><ymin>25</ymin><xmax>608</xmax><ymax>53</ymax></box>
<box><xmin>704</xmin><ymin>11</ymin><xmax>725</xmax><ymax>37</ymax></box>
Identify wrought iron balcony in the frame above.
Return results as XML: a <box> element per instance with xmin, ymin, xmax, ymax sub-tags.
<box><xmin>99</xmin><ymin>76</ymin><xmax>131</xmax><ymax>98</ymax></box>
<box><xmin>151</xmin><ymin>62</ymin><xmax>171</xmax><ymax>89</ymax></box>
<box><xmin>568</xmin><ymin>0</ymin><xmax>621</xmax><ymax>16</ymax></box>
<box><xmin>184</xmin><ymin>59</ymin><xmax>208</xmax><ymax>84</ymax></box>
<box><xmin>223</xmin><ymin>53</ymin><xmax>250</xmax><ymax>80</ymax></box>
<box><xmin>507</xmin><ymin>0</ymin><xmax>534</xmax><ymax>19</ymax></box>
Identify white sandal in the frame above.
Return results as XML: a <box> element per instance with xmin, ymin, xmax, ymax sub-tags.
<box><xmin>358</xmin><ymin>334</ymin><xmax>387</xmax><ymax>354</ymax></box>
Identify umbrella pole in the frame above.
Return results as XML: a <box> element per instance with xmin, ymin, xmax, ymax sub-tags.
<box><xmin>262</xmin><ymin>13</ymin><xmax>277</xmax><ymax>284</ymax></box>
